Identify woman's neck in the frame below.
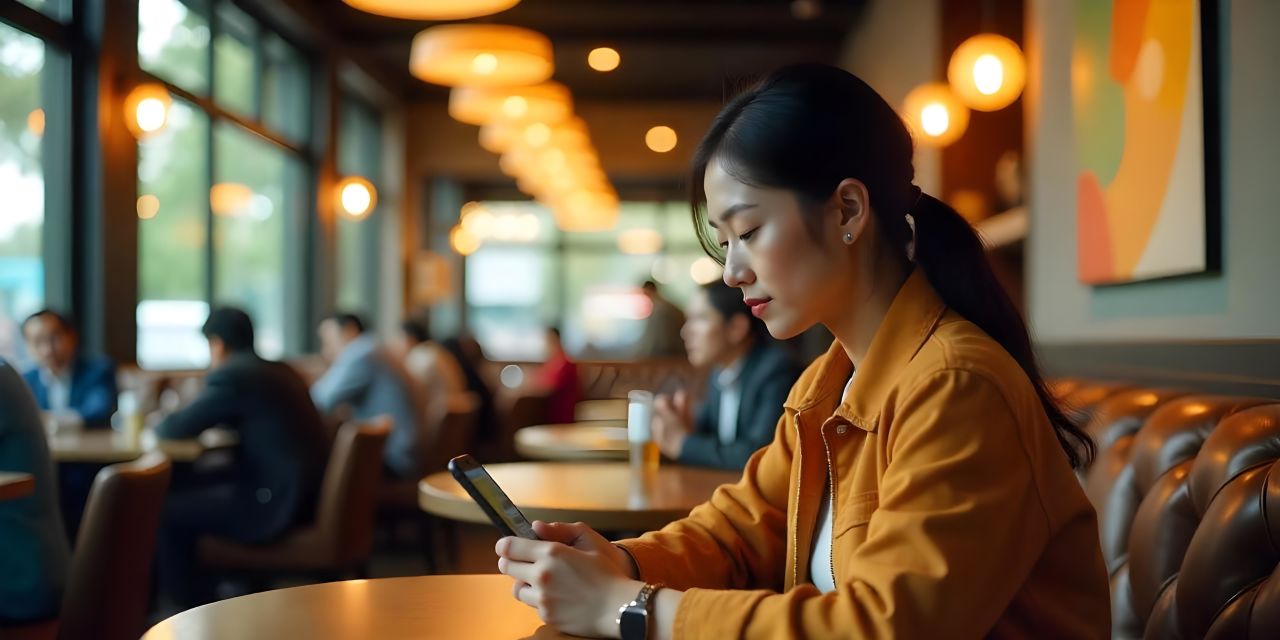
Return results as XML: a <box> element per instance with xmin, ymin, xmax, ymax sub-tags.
<box><xmin>826</xmin><ymin>256</ymin><xmax>910</xmax><ymax>368</ymax></box>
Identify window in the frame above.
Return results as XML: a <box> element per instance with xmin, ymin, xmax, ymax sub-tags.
<box><xmin>138</xmin><ymin>0</ymin><xmax>211</xmax><ymax>95</ymax></box>
<box><xmin>16</xmin><ymin>0</ymin><xmax>70</xmax><ymax>22</ymax></box>
<box><xmin>464</xmin><ymin>200</ymin><xmax>707</xmax><ymax>360</ymax></box>
<box><xmin>0</xmin><ymin>21</ymin><xmax>47</xmax><ymax>365</ymax></box>
<box><xmin>213</xmin><ymin>122</ymin><xmax>300</xmax><ymax>359</ymax></box>
<box><xmin>137</xmin><ymin>99</ymin><xmax>210</xmax><ymax>369</ymax></box>
<box><xmin>213</xmin><ymin>3</ymin><xmax>254</xmax><ymax>116</ymax></box>
<box><xmin>335</xmin><ymin>97</ymin><xmax>382</xmax><ymax>316</ymax></box>
<box><xmin>135</xmin><ymin>0</ymin><xmax>313</xmax><ymax>367</ymax></box>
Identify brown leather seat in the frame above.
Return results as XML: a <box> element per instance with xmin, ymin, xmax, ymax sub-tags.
<box><xmin>1133</xmin><ymin>403</ymin><xmax>1280</xmax><ymax>639</ymax></box>
<box><xmin>5</xmin><ymin>452</ymin><xmax>173</xmax><ymax>640</ymax></box>
<box><xmin>482</xmin><ymin>391</ymin><xmax>549</xmax><ymax>462</ymax></box>
<box><xmin>1099</xmin><ymin>396</ymin><xmax>1272</xmax><ymax>638</ymax></box>
<box><xmin>198</xmin><ymin>418</ymin><xmax>390</xmax><ymax>576</ymax></box>
<box><xmin>1060</xmin><ymin>380</ymin><xmax>1136</xmax><ymax>428</ymax></box>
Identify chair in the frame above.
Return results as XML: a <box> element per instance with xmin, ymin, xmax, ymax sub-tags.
<box><xmin>377</xmin><ymin>397</ymin><xmax>480</xmax><ymax>572</ymax></box>
<box><xmin>197</xmin><ymin>419</ymin><xmax>390</xmax><ymax>579</ymax></box>
<box><xmin>4</xmin><ymin>452</ymin><xmax>173</xmax><ymax>640</ymax></box>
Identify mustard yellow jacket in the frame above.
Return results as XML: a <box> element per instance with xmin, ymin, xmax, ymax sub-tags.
<box><xmin>618</xmin><ymin>270</ymin><xmax>1110</xmax><ymax>639</ymax></box>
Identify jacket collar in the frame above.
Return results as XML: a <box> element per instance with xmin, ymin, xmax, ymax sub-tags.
<box><xmin>784</xmin><ymin>267</ymin><xmax>947</xmax><ymax>431</ymax></box>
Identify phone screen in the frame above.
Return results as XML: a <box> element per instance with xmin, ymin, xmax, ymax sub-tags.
<box><xmin>461</xmin><ymin>463</ymin><xmax>538</xmax><ymax>539</ymax></box>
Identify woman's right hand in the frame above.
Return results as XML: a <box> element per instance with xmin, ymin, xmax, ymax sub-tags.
<box><xmin>531</xmin><ymin>521</ymin><xmax>637</xmax><ymax>579</ymax></box>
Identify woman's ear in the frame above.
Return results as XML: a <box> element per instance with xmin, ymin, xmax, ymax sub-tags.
<box><xmin>833</xmin><ymin>178</ymin><xmax>871</xmax><ymax>245</ymax></box>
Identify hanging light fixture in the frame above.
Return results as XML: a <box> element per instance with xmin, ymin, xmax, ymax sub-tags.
<box><xmin>210</xmin><ymin>183</ymin><xmax>253</xmax><ymax>217</ymax></box>
<box><xmin>947</xmin><ymin>33</ymin><xmax>1026</xmax><ymax>111</ymax></box>
<box><xmin>645</xmin><ymin>125</ymin><xmax>678</xmax><ymax>153</ymax></box>
<box><xmin>335</xmin><ymin>176</ymin><xmax>377</xmax><ymax>220</ymax></box>
<box><xmin>125</xmin><ymin>83</ymin><xmax>172</xmax><ymax>139</ymax></box>
<box><xmin>342</xmin><ymin>0</ymin><xmax>520</xmax><ymax>20</ymax></box>
<box><xmin>449</xmin><ymin>82</ymin><xmax>572</xmax><ymax>126</ymax></box>
<box><xmin>410</xmin><ymin>25</ymin><xmax>553</xmax><ymax>88</ymax></box>
<box><xmin>903</xmin><ymin>83</ymin><xmax>970</xmax><ymax>147</ymax></box>
<box><xmin>449</xmin><ymin>225</ymin><xmax>481</xmax><ymax>255</ymax></box>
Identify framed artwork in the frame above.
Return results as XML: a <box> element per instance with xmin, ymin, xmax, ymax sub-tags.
<box><xmin>1071</xmin><ymin>0</ymin><xmax>1220</xmax><ymax>284</ymax></box>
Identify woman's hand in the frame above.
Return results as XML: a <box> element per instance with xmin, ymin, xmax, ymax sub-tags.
<box><xmin>497</xmin><ymin>521</ymin><xmax>642</xmax><ymax>638</ymax></box>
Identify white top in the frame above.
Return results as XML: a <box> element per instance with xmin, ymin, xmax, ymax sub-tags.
<box><xmin>809</xmin><ymin>373</ymin><xmax>855</xmax><ymax>593</ymax></box>
<box><xmin>715</xmin><ymin>356</ymin><xmax>747</xmax><ymax>446</ymax></box>
<box><xmin>40</xmin><ymin>367</ymin><xmax>72</xmax><ymax>413</ymax></box>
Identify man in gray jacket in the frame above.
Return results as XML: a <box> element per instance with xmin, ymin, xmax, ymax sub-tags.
<box><xmin>312</xmin><ymin>314</ymin><xmax>426</xmax><ymax>479</ymax></box>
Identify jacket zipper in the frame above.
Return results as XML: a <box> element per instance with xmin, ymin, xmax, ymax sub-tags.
<box><xmin>820</xmin><ymin>421</ymin><xmax>837</xmax><ymax>589</ymax></box>
<box><xmin>791</xmin><ymin>413</ymin><xmax>804</xmax><ymax>588</ymax></box>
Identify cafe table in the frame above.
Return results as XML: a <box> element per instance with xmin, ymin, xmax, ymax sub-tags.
<box><xmin>513</xmin><ymin>421</ymin><xmax>627</xmax><ymax>461</ymax></box>
<box><xmin>0</xmin><ymin>472</ymin><xmax>35</xmax><ymax>501</ymax></box>
<box><xmin>48</xmin><ymin>428</ymin><xmax>237</xmax><ymax>464</ymax></box>
<box><xmin>142</xmin><ymin>574</ymin><xmax>579</xmax><ymax>639</ymax></box>
<box><xmin>419</xmin><ymin>461</ymin><xmax>740</xmax><ymax>532</ymax></box>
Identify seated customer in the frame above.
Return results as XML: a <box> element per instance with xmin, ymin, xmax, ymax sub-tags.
<box><xmin>312</xmin><ymin>313</ymin><xmax>425</xmax><ymax>479</ymax></box>
<box><xmin>651</xmin><ymin>281</ymin><xmax>802</xmax><ymax>470</ymax></box>
<box><xmin>395</xmin><ymin>319</ymin><xmax>467</xmax><ymax>425</ymax></box>
<box><xmin>21</xmin><ymin>310</ymin><xmax>116</xmax><ymax>428</ymax></box>
<box><xmin>153</xmin><ymin>307</ymin><xmax>329</xmax><ymax>612</ymax></box>
<box><xmin>530</xmin><ymin>327</ymin><xmax>579</xmax><ymax>424</ymax></box>
<box><xmin>0</xmin><ymin>358</ymin><xmax>71</xmax><ymax>623</ymax></box>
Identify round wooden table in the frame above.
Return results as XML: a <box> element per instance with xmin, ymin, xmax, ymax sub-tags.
<box><xmin>419</xmin><ymin>461</ymin><xmax>740</xmax><ymax>531</ymax></box>
<box><xmin>573</xmin><ymin>399</ymin><xmax>628</xmax><ymax>421</ymax></box>
<box><xmin>0</xmin><ymin>472</ymin><xmax>35</xmax><ymax>501</ymax></box>
<box><xmin>142</xmin><ymin>574</ymin><xmax>578</xmax><ymax>639</ymax></box>
<box><xmin>48</xmin><ymin>429</ymin><xmax>236</xmax><ymax>464</ymax></box>
<box><xmin>514</xmin><ymin>422</ymin><xmax>628</xmax><ymax>461</ymax></box>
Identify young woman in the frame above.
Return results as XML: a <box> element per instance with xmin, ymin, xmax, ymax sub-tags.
<box><xmin>495</xmin><ymin>64</ymin><xmax>1109</xmax><ymax>639</ymax></box>
<box><xmin>650</xmin><ymin>280</ymin><xmax>802</xmax><ymax>470</ymax></box>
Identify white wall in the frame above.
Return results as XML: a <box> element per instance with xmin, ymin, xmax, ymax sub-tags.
<box><xmin>1026</xmin><ymin>0</ymin><xmax>1280</xmax><ymax>342</ymax></box>
<box><xmin>839</xmin><ymin>0</ymin><xmax>942</xmax><ymax>194</ymax></box>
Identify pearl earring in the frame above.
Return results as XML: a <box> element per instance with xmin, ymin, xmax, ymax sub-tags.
<box><xmin>843</xmin><ymin>232</ymin><xmax>853</xmax><ymax>244</ymax></box>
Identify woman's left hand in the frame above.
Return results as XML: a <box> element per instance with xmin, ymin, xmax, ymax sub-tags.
<box><xmin>497</xmin><ymin>521</ymin><xmax>643</xmax><ymax>638</ymax></box>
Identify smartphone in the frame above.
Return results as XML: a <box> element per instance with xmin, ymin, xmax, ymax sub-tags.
<box><xmin>448</xmin><ymin>454</ymin><xmax>540</xmax><ymax>540</ymax></box>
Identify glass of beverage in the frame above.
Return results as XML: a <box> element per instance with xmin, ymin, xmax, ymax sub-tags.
<box><xmin>627</xmin><ymin>390</ymin><xmax>660</xmax><ymax>473</ymax></box>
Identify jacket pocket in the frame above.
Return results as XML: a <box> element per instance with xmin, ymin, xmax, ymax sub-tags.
<box><xmin>833</xmin><ymin>490</ymin><xmax>879</xmax><ymax>539</ymax></box>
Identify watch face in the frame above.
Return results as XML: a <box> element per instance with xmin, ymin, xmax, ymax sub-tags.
<box><xmin>620</xmin><ymin>606</ymin><xmax>647</xmax><ymax>640</ymax></box>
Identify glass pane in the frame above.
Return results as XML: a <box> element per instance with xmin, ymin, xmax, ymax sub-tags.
<box><xmin>213</xmin><ymin>3</ymin><xmax>256</xmax><ymax>117</ymax></box>
<box><xmin>263</xmin><ymin>35</ymin><xmax>308</xmax><ymax>142</ymax></box>
<box><xmin>562</xmin><ymin>251</ymin><xmax>664</xmax><ymax>358</ymax></box>
<box><xmin>0</xmin><ymin>23</ymin><xmax>45</xmax><ymax>366</ymax></box>
<box><xmin>466</xmin><ymin>245</ymin><xmax>559</xmax><ymax>360</ymax></box>
<box><xmin>564</xmin><ymin>201</ymin><xmax>659</xmax><ymax>247</ymax></box>
<box><xmin>137</xmin><ymin>99</ymin><xmax>210</xmax><ymax>369</ymax></box>
<box><xmin>17</xmin><ymin>0</ymin><xmax>71</xmax><ymax>21</ymax></box>
<box><xmin>335</xmin><ymin>98</ymin><xmax>381</xmax><ymax>315</ymax></box>
<box><xmin>213</xmin><ymin>123</ymin><xmax>298</xmax><ymax>359</ymax></box>
<box><xmin>139</xmin><ymin>0</ymin><xmax>211</xmax><ymax>95</ymax></box>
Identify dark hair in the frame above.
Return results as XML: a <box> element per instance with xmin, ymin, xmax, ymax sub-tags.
<box><xmin>400</xmin><ymin>319</ymin><xmax>429</xmax><ymax>344</ymax></box>
<box><xmin>690</xmin><ymin>64</ymin><xmax>1093</xmax><ymax>468</ymax></box>
<box><xmin>326</xmin><ymin>313</ymin><xmax>366</xmax><ymax>334</ymax></box>
<box><xmin>22</xmin><ymin>309</ymin><xmax>74</xmax><ymax>334</ymax></box>
<box><xmin>202</xmin><ymin>307</ymin><xmax>256</xmax><ymax>353</ymax></box>
<box><xmin>641</xmin><ymin>280</ymin><xmax>658</xmax><ymax>292</ymax></box>
<box><xmin>702</xmin><ymin>280</ymin><xmax>767</xmax><ymax>341</ymax></box>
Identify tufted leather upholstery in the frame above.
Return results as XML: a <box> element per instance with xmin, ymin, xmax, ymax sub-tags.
<box><xmin>1062</xmin><ymin>375</ymin><xmax>1280</xmax><ymax>639</ymax></box>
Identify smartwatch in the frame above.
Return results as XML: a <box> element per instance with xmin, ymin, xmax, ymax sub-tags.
<box><xmin>617</xmin><ymin>582</ymin><xmax>663</xmax><ymax>640</ymax></box>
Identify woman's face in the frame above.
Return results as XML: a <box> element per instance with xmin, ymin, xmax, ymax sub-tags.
<box><xmin>680</xmin><ymin>289</ymin><xmax>736</xmax><ymax>369</ymax></box>
<box><xmin>703</xmin><ymin>157</ymin><xmax>859</xmax><ymax>340</ymax></box>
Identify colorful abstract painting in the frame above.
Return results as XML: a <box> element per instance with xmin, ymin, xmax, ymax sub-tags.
<box><xmin>1072</xmin><ymin>0</ymin><xmax>1217</xmax><ymax>284</ymax></box>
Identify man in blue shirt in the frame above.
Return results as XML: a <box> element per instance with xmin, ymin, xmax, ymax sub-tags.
<box><xmin>312</xmin><ymin>313</ymin><xmax>425</xmax><ymax>479</ymax></box>
<box><xmin>21</xmin><ymin>310</ymin><xmax>116</xmax><ymax>429</ymax></box>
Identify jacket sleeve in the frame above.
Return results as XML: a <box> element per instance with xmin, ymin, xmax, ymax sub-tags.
<box><xmin>677</xmin><ymin>365</ymin><xmax>793</xmax><ymax>470</ymax></box>
<box><xmin>616</xmin><ymin>407</ymin><xmax>794</xmax><ymax>593</ymax></box>
<box><xmin>74</xmin><ymin>359</ymin><xmax>117</xmax><ymax>426</ymax></box>
<box><xmin>667</xmin><ymin>369</ymin><xmax>1054</xmax><ymax>640</ymax></box>
<box><xmin>154</xmin><ymin>370</ymin><xmax>239</xmax><ymax>439</ymax></box>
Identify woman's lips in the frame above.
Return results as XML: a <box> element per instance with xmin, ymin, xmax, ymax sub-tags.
<box><xmin>744</xmin><ymin>297</ymin><xmax>772</xmax><ymax>318</ymax></box>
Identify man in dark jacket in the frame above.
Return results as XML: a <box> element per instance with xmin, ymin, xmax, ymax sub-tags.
<box><xmin>651</xmin><ymin>281</ymin><xmax>803</xmax><ymax>470</ymax></box>
<box><xmin>153</xmin><ymin>307</ymin><xmax>329</xmax><ymax>611</ymax></box>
